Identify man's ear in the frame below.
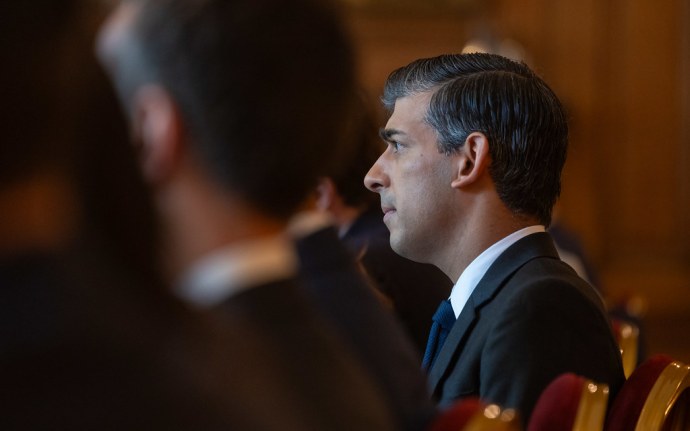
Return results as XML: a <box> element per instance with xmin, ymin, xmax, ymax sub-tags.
<box><xmin>450</xmin><ymin>132</ymin><xmax>491</xmax><ymax>189</ymax></box>
<box><xmin>131</xmin><ymin>84</ymin><xmax>183</xmax><ymax>184</ymax></box>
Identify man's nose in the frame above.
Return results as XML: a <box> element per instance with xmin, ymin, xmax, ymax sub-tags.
<box><xmin>364</xmin><ymin>156</ymin><xmax>388</xmax><ymax>193</ymax></box>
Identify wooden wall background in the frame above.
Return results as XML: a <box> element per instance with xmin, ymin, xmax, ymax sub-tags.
<box><xmin>343</xmin><ymin>0</ymin><xmax>690</xmax><ymax>360</ymax></box>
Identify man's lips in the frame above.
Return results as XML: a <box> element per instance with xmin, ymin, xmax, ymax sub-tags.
<box><xmin>382</xmin><ymin>206</ymin><xmax>396</xmax><ymax>222</ymax></box>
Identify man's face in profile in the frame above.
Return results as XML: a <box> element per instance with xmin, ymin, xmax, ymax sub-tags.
<box><xmin>365</xmin><ymin>91</ymin><xmax>458</xmax><ymax>264</ymax></box>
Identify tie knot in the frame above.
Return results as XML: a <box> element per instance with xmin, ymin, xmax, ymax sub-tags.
<box><xmin>432</xmin><ymin>299</ymin><xmax>456</xmax><ymax>331</ymax></box>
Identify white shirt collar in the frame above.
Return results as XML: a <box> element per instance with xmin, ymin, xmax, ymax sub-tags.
<box><xmin>449</xmin><ymin>225</ymin><xmax>546</xmax><ymax>318</ymax></box>
<box><xmin>175</xmin><ymin>234</ymin><xmax>298</xmax><ymax>308</ymax></box>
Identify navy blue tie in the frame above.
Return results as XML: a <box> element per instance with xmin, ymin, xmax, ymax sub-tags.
<box><xmin>422</xmin><ymin>299</ymin><xmax>456</xmax><ymax>372</ymax></box>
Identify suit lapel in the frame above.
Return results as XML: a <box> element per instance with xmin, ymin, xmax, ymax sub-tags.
<box><xmin>427</xmin><ymin>232</ymin><xmax>560</xmax><ymax>393</ymax></box>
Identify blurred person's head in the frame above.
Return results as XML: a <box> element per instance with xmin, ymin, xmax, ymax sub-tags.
<box><xmin>365</xmin><ymin>53</ymin><xmax>568</xmax><ymax>272</ymax></box>
<box><xmin>97</xmin><ymin>0</ymin><xmax>356</xmax><ymax>220</ymax></box>
<box><xmin>0</xmin><ymin>0</ymin><xmax>161</xmax><ymax>285</ymax></box>
<box><xmin>315</xmin><ymin>95</ymin><xmax>384</xmax><ymax>226</ymax></box>
<box><xmin>67</xmin><ymin>7</ymin><xmax>161</xmax><ymax>284</ymax></box>
<box><xmin>96</xmin><ymin>0</ymin><xmax>356</xmax><ymax>273</ymax></box>
<box><xmin>0</xmin><ymin>0</ymin><xmax>86</xmax><ymax>256</ymax></box>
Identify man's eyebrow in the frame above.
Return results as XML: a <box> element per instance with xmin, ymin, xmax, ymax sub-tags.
<box><xmin>379</xmin><ymin>128</ymin><xmax>404</xmax><ymax>142</ymax></box>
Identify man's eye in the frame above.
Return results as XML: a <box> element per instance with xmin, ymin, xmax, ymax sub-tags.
<box><xmin>390</xmin><ymin>141</ymin><xmax>400</xmax><ymax>152</ymax></box>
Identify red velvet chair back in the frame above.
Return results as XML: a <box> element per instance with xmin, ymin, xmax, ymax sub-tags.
<box><xmin>605</xmin><ymin>354</ymin><xmax>675</xmax><ymax>431</ymax></box>
<box><xmin>427</xmin><ymin>397</ymin><xmax>521</xmax><ymax>431</ymax></box>
<box><xmin>528</xmin><ymin>373</ymin><xmax>609</xmax><ymax>431</ymax></box>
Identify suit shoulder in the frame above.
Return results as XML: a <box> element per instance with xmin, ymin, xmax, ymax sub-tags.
<box><xmin>499</xmin><ymin>256</ymin><xmax>606</xmax><ymax>315</ymax></box>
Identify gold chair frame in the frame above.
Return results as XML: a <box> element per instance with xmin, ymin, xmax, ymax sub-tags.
<box><xmin>573</xmin><ymin>381</ymin><xmax>609</xmax><ymax>431</ymax></box>
<box><xmin>615</xmin><ymin>319</ymin><xmax>640</xmax><ymax>379</ymax></box>
<box><xmin>635</xmin><ymin>361</ymin><xmax>690</xmax><ymax>431</ymax></box>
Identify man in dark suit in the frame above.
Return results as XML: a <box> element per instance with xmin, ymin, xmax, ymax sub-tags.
<box><xmin>364</xmin><ymin>53</ymin><xmax>625</xmax><ymax>425</ymax></box>
<box><xmin>96</xmin><ymin>0</ymin><xmax>394</xmax><ymax>429</ymax></box>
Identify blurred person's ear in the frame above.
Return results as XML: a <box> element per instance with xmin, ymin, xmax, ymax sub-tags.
<box><xmin>315</xmin><ymin>177</ymin><xmax>338</xmax><ymax>212</ymax></box>
<box><xmin>132</xmin><ymin>85</ymin><xmax>183</xmax><ymax>184</ymax></box>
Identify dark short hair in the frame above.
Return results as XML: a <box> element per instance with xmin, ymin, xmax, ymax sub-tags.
<box><xmin>382</xmin><ymin>53</ymin><xmax>568</xmax><ymax>226</ymax></box>
<box><xmin>114</xmin><ymin>0</ymin><xmax>356</xmax><ymax>219</ymax></box>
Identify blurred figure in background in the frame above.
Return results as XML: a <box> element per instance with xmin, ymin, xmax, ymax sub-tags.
<box><xmin>549</xmin><ymin>207</ymin><xmax>648</xmax><ymax>366</ymax></box>
<box><xmin>315</xmin><ymin>96</ymin><xmax>453</xmax><ymax>354</ymax></box>
<box><xmin>548</xmin><ymin>205</ymin><xmax>601</xmax><ymax>288</ymax></box>
<box><xmin>97</xmin><ymin>0</ymin><xmax>395</xmax><ymax>429</ymax></box>
<box><xmin>1</xmin><ymin>1</ymin><xmax>318</xmax><ymax>429</ymax></box>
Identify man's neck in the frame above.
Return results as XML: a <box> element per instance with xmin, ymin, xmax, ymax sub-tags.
<box><xmin>438</xmin><ymin>211</ymin><xmax>539</xmax><ymax>283</ymax></box>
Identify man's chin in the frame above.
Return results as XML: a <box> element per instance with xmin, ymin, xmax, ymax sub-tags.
<box><xmin>389</xmin><ymin>235</ymin><xmax>412</xmax><ymax>260</ymax></box>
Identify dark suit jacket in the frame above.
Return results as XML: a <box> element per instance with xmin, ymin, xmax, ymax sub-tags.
<box><xmin>295</xmin><ymin>226</ymin><xmax>436</xmax><ymax>431</ymax></box>
<box><xmin>343</xmin><ymin>207</ymin><xmax>453</xmax><ymax>354</ymax></box>
<box><xmin>216</xmin><ymin>276</ymin><xmax>396</xmax><ymax>431</ymax></box>
<box><xmin>428</xmin><ymin>232</ymin><xmax>625</xmax><ymax>425</ymax></box>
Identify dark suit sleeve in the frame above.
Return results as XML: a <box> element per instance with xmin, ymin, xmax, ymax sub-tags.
<box><xmin>478</xmin><ymin>275</ymin><xmax>624</xmax><ymax>423</ymax></box>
